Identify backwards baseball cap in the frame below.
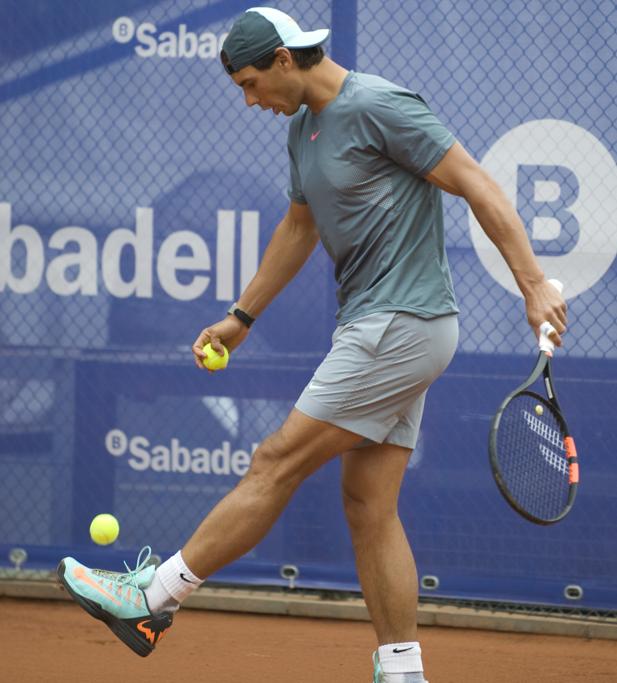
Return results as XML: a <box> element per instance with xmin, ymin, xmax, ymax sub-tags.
<box><xmin>221</xmin><ymin>7</ymin><xmax>330</xmax><ymax>74</ymax></box>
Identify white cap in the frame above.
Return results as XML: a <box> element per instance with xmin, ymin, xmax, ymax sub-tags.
<box><xmin>247</xmin><ymin>7</ymin><xmax>330</xmax><ymax>48</ymax></box>
<box><xmin>222</xmin><ymin>7</ymin><xmax>330</xmax><ymax>74</ymax></box>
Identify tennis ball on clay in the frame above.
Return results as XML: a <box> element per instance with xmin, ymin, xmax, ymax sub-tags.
<box><xmin>535</xmin><ymin>404</ymin><xmax>544</xmax><ymax>416</ymax></box>
<box><xmin>202</xmin><ymin>342</ymin><xmax>229</xmax><ymax>371</ymax></box>
<box><xmin>90</xmin><ymin>514</ymin><xmax>120</xmax><ymax>545</ymax></box>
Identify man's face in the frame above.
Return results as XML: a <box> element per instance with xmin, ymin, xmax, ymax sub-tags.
<box><xmin>231</xmin><ymin>53</ymin><xmax>303</xmax><ymax>117</ymax></box>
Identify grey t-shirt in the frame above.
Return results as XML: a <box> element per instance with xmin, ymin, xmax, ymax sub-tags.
<box><xmin>287</xmin><ymin>70</ymin><xmax>458</xmax><ymax>322</ymax></box>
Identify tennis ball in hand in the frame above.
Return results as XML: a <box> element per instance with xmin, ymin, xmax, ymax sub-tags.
<box><xmin>535</xmin><ymin>404</ymin><xmax>544</xmax><ymax>416</ymax></box>
<box><xmin>89</xmin><ymin>514</ymin><xmax>120</xmax><ymax>545</ymax></box>
<box><xmin>202</xmin><ymin>342</ymin><xmax>229</xmax><ymax>371</ymax></box>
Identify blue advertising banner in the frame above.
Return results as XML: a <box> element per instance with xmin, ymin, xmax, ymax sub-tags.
<box><xmin>1</xmin><ymin>0</ymin><xmax>616</xmax><ymax>610</ymax></box>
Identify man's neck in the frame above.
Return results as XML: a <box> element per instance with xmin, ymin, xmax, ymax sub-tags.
<box><xmin>302</xmin><ymin>58</ymin><xmax>349</xmax><ymax>114</ymax></box>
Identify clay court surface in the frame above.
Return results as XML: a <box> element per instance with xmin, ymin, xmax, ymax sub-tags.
<box><xmin>2</xmin><ymin>597</ymin><xmax>616</xmax><ymax>682</ymax></box>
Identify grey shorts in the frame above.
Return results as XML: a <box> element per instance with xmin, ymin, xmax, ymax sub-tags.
<box><xmin>295</xmin><ymin>311</ymin><xmax>459</xmax><ymax>449</ymax></box>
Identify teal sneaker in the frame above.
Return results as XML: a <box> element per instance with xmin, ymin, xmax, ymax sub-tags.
<box><xmin>373</xmin><ymin>651</ymin><xmax>382</xmax><ymax>683</ymax></box>
<box><xmin>372</xmin><ymin>652</ymin><xmax>428</xmax><ymax>683</ymax></box>
<box><xmin>57</xmin><ymin>546</ymin><xmax>173</xmax><ymax>657</ymax></box>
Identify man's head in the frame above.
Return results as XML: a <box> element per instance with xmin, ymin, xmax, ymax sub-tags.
<box><xmin>220</xmin><ymin>7</ymin><xmax>329</xmax><ymax>116</ymax></box>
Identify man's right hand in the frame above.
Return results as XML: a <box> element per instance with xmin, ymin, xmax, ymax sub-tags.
<box><xmin>191</xmin><ymin>202</ymin><xmax>319</xmax><ymax>370</ymax></box>
<box><xmin>192</xmin><ymin>315</ymin><xmax>250</xmax><ymax>369</ymax></box>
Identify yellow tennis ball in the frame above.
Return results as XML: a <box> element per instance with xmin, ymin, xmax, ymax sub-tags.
<box><xmin>202</xmin><ymin>343</ymin><xmax>229</xmax><ymax>371</ymax></box>
<box><xmin>535</xmin><ymin>404</ymin><xmax>544</xmax><ymax>416</ymax></box>
<box><xmin>90</xmin><ymin>514</ymin><xmax>120</xmax><ymax>545</ymax></box>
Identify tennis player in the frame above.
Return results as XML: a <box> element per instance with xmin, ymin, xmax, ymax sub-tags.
<box><xmin>58</xmin><ymin>7</ymin><xmax>567</xmax><ymax>682</ymax></box>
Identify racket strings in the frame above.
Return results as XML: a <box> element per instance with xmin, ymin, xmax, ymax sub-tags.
<box><xmin>496</xmin><ymin>393</ymin><xmax>569</xmax><ymax>521</ymax></box>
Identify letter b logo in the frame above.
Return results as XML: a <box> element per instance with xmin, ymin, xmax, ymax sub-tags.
<box><xmin>470</xmin><ymin>120</ymin><xmax>617</xmax><ymax>298</ymax></box>
<box><xmin>517</xmin><ymin>164</ymin><xmax>580</xmax><ymax>255</ymax></box>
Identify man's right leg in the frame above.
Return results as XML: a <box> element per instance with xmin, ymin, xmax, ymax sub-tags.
<box><xmin>180</xmin><ymin>408</ymin><xmax>363</xmax><ymax>578</ymax></box>
<box><xmin>58</xmin><ymin>408</ymin><xmax>363</xmax><ymax>655</ymax></box>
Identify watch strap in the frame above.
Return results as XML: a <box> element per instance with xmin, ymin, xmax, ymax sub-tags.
<box><xmin>227</xmin><ymin>303</ymin><xmax>255</xmax><ymax>328</ymax></box>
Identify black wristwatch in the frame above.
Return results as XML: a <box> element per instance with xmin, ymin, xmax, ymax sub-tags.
<box><xmin>227</xmin><ymin>302</ymin><xmax>255</xmax><ymax>328</ymax></box>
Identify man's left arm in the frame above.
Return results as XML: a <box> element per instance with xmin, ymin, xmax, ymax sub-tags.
<box><xmin>425</xmin><ymin>141</ymin><xmax>567</xmax><ymax>344</ymax></box>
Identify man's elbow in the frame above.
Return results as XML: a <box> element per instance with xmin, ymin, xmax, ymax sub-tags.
<box><xmin>463</xmin><ymin>171</ymin><xmax>508</xmax><ymax>213</ymax></box>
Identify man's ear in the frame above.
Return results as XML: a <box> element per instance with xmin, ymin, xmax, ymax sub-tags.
<box><xmin>274</xmin><ymin>47</ymin><xmax>293</xmax><ymax>70</ymax></box>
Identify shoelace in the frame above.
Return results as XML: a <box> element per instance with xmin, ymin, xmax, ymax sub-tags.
<box><xmin>92</xmin><ymin>546</ymin><xmax>153</xmax><ymax>586</ymax></box>
<box><xmin>118</xmin><ymin>545</ymin><xmax>152</xmax><ymax>585</ymax></box>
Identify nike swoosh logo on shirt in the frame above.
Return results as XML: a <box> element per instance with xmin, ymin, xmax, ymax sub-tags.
<box><xmin>310</xmin><ymin>130</ymin><xmax>321</xmax><ymax>141</ymax></box>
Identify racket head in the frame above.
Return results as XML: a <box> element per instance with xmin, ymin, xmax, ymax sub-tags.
<box><xmin>489</xmin><ymin>389</ymin><xmax>577</xmax><ymax>525</ymax></box>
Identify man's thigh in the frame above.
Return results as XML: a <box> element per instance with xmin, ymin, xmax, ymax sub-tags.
<box><xmin>341</xmin><ymin>442</ymin><xmax>413</xmax><ymax>507</ymax></box>
<box><xmin>260</xmin><ymin>408</ymin><xmax>364</xmax><ymax>480</ymax></box>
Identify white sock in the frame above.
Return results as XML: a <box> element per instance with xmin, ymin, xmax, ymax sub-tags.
<box><xmin>378</xmin><ymin>642</ymin><xmax>423</xmax><ymax>674</ymax></box>
<box><xmin>145</xmin><ymin>572</ymin><xmax>179</xmax><ymax>614</ymax></box>
<box><xmin>144</xmin><ymin>550</ymin><xmax>204</xmax><ymax>614</ymax></box>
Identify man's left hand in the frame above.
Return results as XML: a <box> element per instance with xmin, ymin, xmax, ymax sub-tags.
<box><xmin>525</xmin><ymin>279</ymin><xmax>567</xmax><ymax>347</ymax></box>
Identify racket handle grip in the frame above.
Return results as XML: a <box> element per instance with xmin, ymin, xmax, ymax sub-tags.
<box><xmin>538</xmin><ymin>279</ymin><xmax>563</xmax><ymax>354</ymax></box>
<box><xmin>547</xmin><ymin>278</ymin><xmax>563</xmax><ymax>294</ymax></box>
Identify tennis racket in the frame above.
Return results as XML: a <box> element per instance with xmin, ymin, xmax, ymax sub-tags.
<box><xmin>489</xmin><ymin>279</ymin><xmax>578</xmax><ymax>525</ymax></box>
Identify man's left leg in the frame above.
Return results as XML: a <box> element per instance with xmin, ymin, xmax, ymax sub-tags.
<box><xmin>341</xmin><ymin>442</ymin><xmax>426</xmax><ymax>682</ymax></box>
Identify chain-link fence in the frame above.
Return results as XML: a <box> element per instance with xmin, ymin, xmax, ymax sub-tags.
<box><xmin>1</xmin><ymin>0</ymin><xmax>616</xmax><ymax>611</ymax></box>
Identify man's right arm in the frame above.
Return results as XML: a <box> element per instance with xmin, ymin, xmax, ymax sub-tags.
<box><xmin>192</xmin><ymin>201</ymin><xmax>319</xmax><ymax>366</ymax></box>
<box><xmin>234</xmin><ymin>200</ymin><xmax>320</xmax><ymax>319</ymax></box>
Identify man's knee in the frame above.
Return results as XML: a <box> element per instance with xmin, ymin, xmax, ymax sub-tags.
<box><xmin>243</xmin><ymin>431</ymin><xmax>304</xmax><ymax>491</ymax></box>
<box><xmin>245</xmin><ymin>434</ymin><xmax>283</xmax><ymax>481</ymax></box>
<box><xmin>342</xmin><ymin>483</ymin><xmax>398</xmax><ymax>532</ymax></box>
<box><xmin>242</xmin><ymin>411</ymin><xmax>352</xmax><ymax>493</ymax></box>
